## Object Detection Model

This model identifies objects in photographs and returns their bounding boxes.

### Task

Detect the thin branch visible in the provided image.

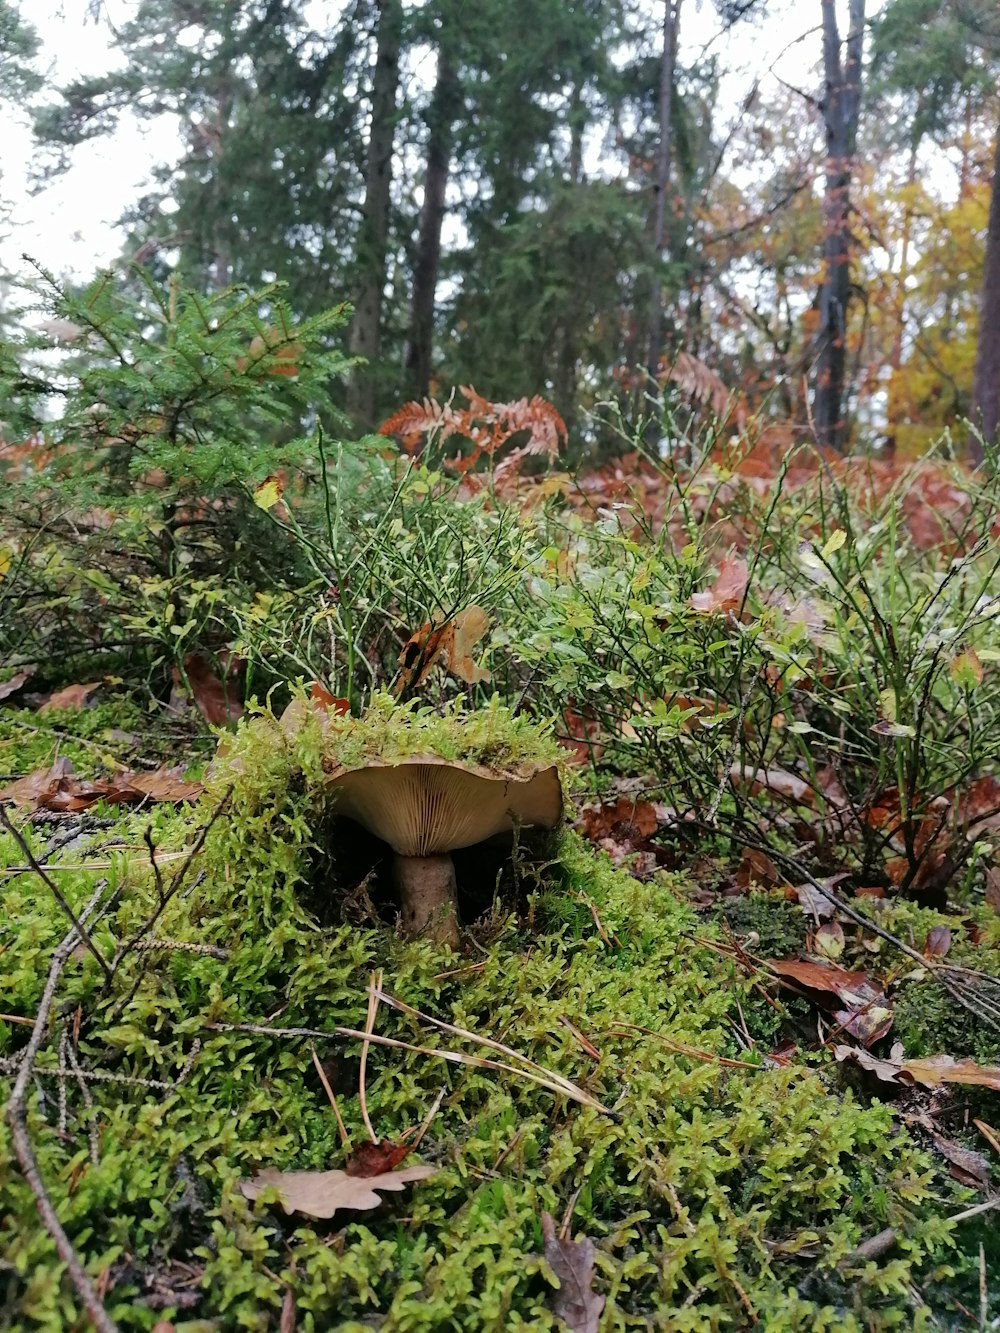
[112,788,231,966]
[6,882,118,1333]
[0,807,112,982]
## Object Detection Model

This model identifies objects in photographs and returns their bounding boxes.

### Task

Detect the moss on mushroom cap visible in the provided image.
[280,690,565,778]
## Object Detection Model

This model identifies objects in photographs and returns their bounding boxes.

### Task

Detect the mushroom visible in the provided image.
[327,754,562,948]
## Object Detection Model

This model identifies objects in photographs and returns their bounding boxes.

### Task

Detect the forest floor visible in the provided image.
[2,690,999,1332]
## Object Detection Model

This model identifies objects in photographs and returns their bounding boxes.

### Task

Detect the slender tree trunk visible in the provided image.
[645,0,680,386]
[406,43,459,401]
[885,134,919,456]
[972,119,1000,459]
[348,0,403,430]
[813,0,865,453]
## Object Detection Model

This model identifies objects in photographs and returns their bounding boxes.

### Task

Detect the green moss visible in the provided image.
[0,798,966,1330]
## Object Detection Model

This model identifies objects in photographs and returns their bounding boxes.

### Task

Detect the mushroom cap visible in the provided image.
[327,754,562,857]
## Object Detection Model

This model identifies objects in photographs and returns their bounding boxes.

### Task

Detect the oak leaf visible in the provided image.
[835,1044,1000,1093]
[239,1163,435,1220]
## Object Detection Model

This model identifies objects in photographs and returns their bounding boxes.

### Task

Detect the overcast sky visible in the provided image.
[1,0,879,285]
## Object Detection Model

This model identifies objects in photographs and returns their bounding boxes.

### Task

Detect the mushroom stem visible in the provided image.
[392,854,460,948]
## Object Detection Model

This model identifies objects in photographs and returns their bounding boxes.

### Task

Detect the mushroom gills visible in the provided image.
[392,853,460,948]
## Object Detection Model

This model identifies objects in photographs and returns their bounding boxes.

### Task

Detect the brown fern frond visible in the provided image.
[663,352,741,422]
[379,385,566,472]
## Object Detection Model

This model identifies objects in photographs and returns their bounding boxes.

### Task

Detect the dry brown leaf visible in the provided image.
[397,606,491,692]
[729,764,813,805]
[540,1212,605,1333]
[106,766,204,804]
[792,881,837,920]
[310,682,351,716]
[690,554,749,616]
[930,1133,991,1188]
[0,758,201,811]
[239,1164,436,1220]
[344,1141,412,1177]
[0,757,82,809]
[835,1045,1000,1093]
[40,682,101,713]
[770,960,892,1045]
[175,651,244,727]
[0,670,34,702]
[923,926,952,960]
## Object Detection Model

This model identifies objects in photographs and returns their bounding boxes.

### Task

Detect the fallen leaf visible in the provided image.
[792,880,842,920]
[309,682,351,716]
[397,606,491,691]
[0,759,201,811]
[540,1212,605,1333]
[239,1164,435,1220]
[835,1045,1000,1093]
[931,1133,991,1188]
[769,959,893,1045]
[729,764,812,805]
[40,682,101,713]
[923,926,952,960]
[105,766,204,804]
[175,651,243,727]
[344,1141,412,1177]
[690,554,749,616]
[0,758,91,811]
[736,846,781,889]
[0,670,34,701]
[813,920,845,960]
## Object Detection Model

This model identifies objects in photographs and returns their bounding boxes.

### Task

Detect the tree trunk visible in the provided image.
[406,43,459,401]
[348,0,403,431]
[645,0,680,387]
[885,133,919,456]
[971,118,1000,459]
[813,0,865,453]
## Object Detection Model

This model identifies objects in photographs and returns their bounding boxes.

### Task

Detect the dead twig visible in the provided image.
[6,881,118,1333]
[0,806,112,981]
[113,789,231,967]
[730,833,1000,1036]
[360,970,382,1144]
[310,1045,349,1149]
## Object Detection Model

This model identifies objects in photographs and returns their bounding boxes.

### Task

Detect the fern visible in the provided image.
[379,385,567,478]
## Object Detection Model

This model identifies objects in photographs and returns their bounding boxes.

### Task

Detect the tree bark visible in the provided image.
[885,133,919,456]
[971,117,1000,458]
[348,0,403,431]
[813,0,865,453]
[406,42,459,401]
[645,0,681,386]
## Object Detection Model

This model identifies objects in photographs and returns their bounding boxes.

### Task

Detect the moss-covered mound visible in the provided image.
[1,754,963,1333]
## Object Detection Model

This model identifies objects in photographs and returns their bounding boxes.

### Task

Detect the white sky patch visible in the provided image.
[1,0,883,285]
